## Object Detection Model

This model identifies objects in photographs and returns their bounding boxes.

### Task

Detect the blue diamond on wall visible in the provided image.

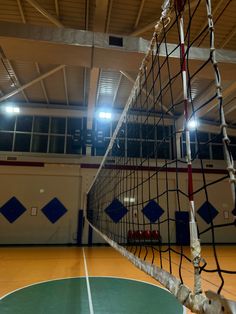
[197,201,219,224]
[142,200,164,223]
[41,198,67,223]
[105,199,128,223]
[0,197,27,223]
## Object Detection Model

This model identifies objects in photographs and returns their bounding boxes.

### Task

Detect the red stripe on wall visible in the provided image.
[80,163,228,175]
[0,161,44,167]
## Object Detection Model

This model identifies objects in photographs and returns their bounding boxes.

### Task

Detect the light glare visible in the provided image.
[5,106,20,114]
[188,119,198,130]
[98,111,112,119]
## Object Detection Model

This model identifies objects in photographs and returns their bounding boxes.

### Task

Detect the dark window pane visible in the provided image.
[230,146,236,160]
[210,133,222,143]
[230,137,236,144]
[33,117,49,133]
[94,130,108,148]
[198,143,210,159]
[156,142,170,159]
[142,124,155,140]
[156,126,169,140]
[96,120,110,137]
[127,123,140,139]
[142,141,154,158]
[127,140,140,157]
[112,139,125,157]
[67,118,82,135]
[212,145,224,160]
[0,116,15,131]
[51,117,65,134]
[49,136,64,153]
[14,133,31,152]
[16,116,32,132]
[112,121,118,135]
[197,131,209,143]
[95,145,108,156]
[0,132,13,151]
[66,136,81,154]
[32,134,48,152]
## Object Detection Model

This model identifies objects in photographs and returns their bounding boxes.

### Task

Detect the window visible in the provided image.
[16,116,32,132]
[112,140,125,157]
[212,145,224,160]
[142,141,155,158]
[127,123,140,139]
[66,136,82,155]
[155,142,170,159]
[96,120,111,137]
[67,118,82,134]
[0,115,15,131]
[0,133,13,151]
[32,134,48,153]
[198,143,210,159]
[49,136,65,154]
[14,134,31,152]
[33,117,49,133]
[142,124,155,140]
[50,117,65,134]
[127,140,141,157]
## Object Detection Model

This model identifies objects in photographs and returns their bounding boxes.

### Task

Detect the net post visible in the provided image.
[175,0,202,296]
[206,0,236,216]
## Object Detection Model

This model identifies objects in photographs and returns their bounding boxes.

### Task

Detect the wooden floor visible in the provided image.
[0,245,235,313]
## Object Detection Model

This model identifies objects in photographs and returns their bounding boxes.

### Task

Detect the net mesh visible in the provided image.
[87,0,236,312]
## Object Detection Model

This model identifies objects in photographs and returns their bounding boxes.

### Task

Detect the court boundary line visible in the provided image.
[82,248,94,314]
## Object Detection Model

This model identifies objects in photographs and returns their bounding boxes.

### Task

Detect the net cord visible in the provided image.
[205,0,236,207]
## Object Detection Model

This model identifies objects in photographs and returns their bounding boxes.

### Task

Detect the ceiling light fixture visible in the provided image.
[5,106,20,114]
[98,111,112,120]
[188,119,198,130]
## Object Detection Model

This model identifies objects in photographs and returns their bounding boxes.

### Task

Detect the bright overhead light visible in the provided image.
[5,106,20,114]
[188,119,198,130]
[98,111,112,120]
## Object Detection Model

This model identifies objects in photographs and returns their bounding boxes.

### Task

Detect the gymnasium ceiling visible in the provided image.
[0,0,236,132]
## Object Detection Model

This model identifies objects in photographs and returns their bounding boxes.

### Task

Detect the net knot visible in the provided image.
[227,166,236,174]
[220,123,227,129]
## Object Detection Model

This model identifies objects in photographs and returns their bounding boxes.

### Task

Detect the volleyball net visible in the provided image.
[86,0,236,313]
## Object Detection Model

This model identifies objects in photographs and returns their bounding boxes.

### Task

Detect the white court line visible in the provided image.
[82,248,94,314]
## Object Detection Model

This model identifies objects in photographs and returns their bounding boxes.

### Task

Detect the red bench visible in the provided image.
[127,229,161,243]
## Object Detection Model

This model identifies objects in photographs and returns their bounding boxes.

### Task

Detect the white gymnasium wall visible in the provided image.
[0,158,234,244]
[0,164,82,244]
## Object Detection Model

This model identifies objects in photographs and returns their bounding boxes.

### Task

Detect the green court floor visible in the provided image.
[0,277,183,313]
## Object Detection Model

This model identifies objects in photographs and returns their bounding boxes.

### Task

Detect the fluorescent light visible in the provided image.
[98,111,112,119]
[188,119,198,130]
[5,106,20,114]
[124,197,135,203]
